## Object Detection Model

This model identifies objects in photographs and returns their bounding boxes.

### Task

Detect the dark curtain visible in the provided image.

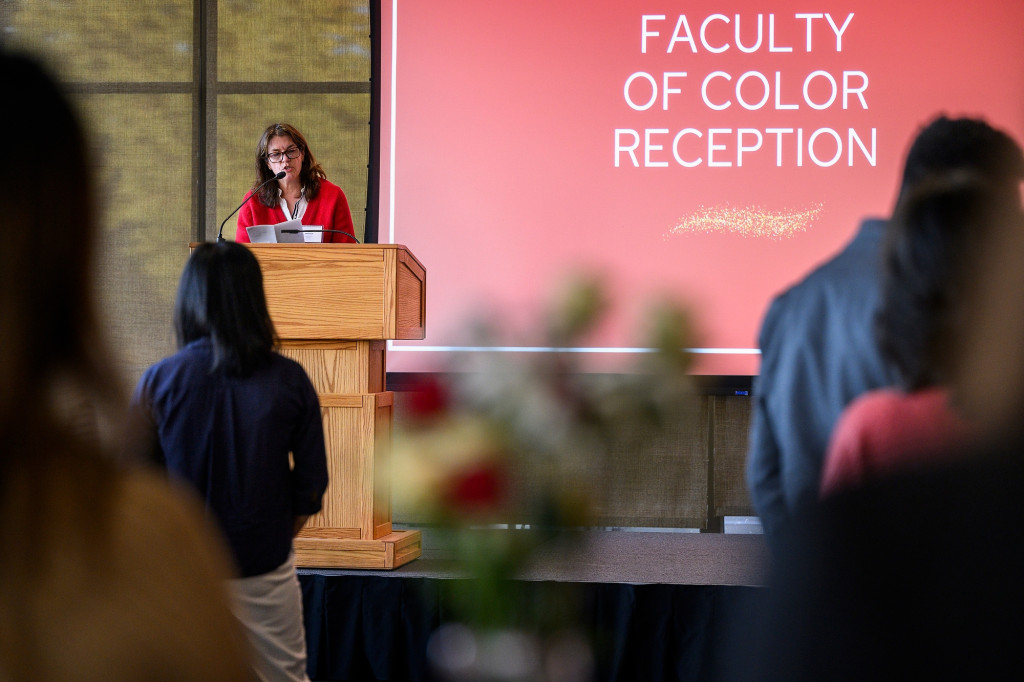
[300,574,766,681]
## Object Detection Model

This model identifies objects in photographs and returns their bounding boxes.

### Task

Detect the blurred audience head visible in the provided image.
[877,172,1023,392]
[889,115,1024,440]
[0,51,121,459]
[897,116,1024,208]
[174,241,277,376]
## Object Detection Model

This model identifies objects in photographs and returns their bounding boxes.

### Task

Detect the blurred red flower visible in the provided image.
[443,462,507,515]
[405,376,449,421]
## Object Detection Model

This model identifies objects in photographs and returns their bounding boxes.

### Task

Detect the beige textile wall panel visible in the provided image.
[80,94,193,378]
[712,396,756,518]
[591,395,710,530]
[217,1,369,83]
[2,1,193,83]
[4,1,196,381]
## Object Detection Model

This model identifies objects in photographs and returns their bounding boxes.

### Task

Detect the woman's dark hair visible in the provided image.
[174,242,277,375]
[877,172,1021,391]
[251,123,326,207]
[897,116,1024,207]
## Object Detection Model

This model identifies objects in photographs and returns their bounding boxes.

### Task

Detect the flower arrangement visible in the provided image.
[391,272,696,679]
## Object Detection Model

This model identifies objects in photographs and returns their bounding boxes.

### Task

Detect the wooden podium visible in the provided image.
[244,243,425,569]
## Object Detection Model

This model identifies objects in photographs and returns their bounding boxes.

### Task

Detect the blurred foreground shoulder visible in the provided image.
[0,457,252,681]
[103,467,254,680]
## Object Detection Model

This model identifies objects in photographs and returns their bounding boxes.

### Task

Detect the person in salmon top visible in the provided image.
[820,172,1024,496]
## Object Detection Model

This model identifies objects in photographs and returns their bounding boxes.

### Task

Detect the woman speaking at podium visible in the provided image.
[235,122,357,243]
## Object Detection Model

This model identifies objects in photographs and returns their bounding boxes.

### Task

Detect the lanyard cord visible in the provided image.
[291,187,305,220]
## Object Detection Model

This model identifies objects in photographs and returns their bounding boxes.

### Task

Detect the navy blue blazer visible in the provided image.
[133,338,328,577]
[745,219,901,544]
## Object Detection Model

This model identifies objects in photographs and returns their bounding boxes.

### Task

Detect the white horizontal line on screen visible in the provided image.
[386,344,760,355]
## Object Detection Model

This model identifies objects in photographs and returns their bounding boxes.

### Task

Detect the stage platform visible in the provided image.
[298,529,769,681]
[302,527,768,584]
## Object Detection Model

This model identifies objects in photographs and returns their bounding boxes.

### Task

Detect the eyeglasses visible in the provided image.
[266,146,301,163]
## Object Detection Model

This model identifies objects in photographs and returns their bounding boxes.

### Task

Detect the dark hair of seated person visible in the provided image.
[174,241,278,376]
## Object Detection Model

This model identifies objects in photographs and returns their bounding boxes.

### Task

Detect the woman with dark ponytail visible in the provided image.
[134,240,328,682]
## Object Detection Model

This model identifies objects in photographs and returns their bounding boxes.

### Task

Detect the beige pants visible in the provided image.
[228,551,310,682]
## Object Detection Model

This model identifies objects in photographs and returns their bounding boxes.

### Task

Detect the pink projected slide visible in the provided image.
[378,0,1024,375]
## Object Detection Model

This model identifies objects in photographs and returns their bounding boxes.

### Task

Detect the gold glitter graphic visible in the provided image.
[668,203,824,240]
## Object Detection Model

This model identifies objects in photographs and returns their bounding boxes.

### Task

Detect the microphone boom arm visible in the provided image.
[279,228,361,244]
[217,171,287,242]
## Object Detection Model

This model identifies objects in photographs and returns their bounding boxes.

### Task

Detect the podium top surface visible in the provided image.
[191,242,424,272]
[243,242,423,269]
[191,242,426,341]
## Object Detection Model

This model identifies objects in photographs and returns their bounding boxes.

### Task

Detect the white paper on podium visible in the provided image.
[300,226,324,243]
[246,224,275,242]
[246,219,310,243]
